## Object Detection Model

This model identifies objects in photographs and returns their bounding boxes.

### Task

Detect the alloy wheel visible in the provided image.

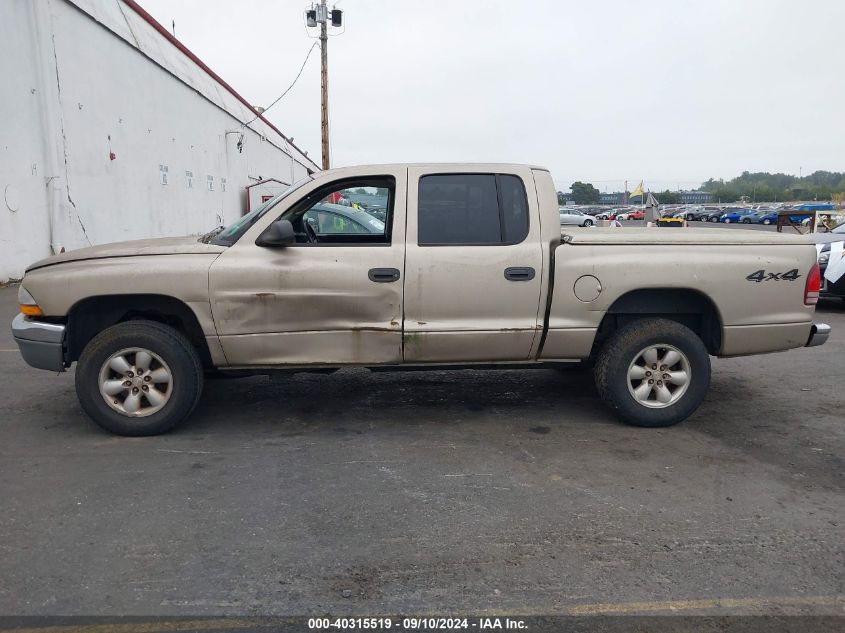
[626,344,691,409]
[98,347,173,417]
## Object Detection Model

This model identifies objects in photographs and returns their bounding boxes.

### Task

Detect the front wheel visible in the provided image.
[75,320,204,436]
[724,218,731,224]
[583,219,594,227]
[763,219,772,225]
[593,318,711,427]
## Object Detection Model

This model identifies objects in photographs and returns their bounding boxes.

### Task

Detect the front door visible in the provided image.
[209,169,406,366]
[403,167,544,362]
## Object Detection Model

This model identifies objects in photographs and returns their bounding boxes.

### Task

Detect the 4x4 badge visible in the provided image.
[746,269,801,283]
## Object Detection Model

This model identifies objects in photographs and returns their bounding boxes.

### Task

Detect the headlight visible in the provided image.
[17,285,43,317]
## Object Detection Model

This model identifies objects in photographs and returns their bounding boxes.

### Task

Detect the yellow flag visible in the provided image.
[630,181,644,198]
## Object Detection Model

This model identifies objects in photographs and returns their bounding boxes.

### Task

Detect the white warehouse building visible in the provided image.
[0,0,318,281]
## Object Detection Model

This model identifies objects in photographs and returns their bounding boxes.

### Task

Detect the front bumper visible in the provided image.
[805,323,831,348]
[11,313,66,372]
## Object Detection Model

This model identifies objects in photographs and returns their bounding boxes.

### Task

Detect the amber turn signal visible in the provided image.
[19,304,44,317]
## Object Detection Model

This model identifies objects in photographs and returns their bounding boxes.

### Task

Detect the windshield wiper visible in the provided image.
[198,226,224,244]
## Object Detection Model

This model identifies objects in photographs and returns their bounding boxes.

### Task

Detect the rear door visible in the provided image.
[403,167,544,362]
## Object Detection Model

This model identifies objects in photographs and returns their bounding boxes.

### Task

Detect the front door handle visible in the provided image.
[504,266,535,281]
[368,267,401,283]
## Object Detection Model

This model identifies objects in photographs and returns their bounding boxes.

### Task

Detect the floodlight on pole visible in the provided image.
[305,2,344,170]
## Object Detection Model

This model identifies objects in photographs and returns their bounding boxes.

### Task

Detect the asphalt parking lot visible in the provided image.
[1,280,843,617]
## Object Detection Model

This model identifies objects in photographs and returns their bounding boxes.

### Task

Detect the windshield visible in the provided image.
[210,177,311,246]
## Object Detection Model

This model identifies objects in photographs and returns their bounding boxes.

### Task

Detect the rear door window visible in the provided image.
[418,174,529,245]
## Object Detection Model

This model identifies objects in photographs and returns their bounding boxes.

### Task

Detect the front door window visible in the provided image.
[284,179,393,245]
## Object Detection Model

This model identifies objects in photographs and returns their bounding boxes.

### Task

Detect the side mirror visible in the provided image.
[256,219,296,247]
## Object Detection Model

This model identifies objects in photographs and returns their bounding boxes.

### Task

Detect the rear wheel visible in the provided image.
[75,320,203,436]
[593,318,711,427]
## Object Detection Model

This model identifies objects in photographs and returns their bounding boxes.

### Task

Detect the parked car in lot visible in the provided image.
[304,203,385,234]
[667,209,692,219]
[559,208,594,226]
[595,210,617,220]
[756,211,778,225]
[796,203,835,213]
[685,206,719,221]
[682,208,705,221]
[616,210,644,221]
[814,221,845,300]
[12,163,829,436]
[704,210,726,222]
[656,216,685,227]
[741,210,769,224]
[720,209,755,224]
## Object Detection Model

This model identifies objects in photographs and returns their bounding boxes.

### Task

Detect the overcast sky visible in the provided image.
[140,0,843,192]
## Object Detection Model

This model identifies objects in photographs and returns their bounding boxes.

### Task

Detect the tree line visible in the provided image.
[559,171,845,205]
[700,171,845,203]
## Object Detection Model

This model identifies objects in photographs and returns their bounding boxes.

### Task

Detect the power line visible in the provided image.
[244,42,318,126]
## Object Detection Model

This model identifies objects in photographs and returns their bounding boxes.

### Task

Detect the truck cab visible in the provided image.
[207,164,559,366]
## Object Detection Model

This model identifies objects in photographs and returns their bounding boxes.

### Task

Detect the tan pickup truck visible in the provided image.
[12,164,830,435]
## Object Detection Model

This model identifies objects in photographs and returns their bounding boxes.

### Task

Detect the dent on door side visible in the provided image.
[213,283,400,335]
[208,248,403,365]
[211,249,400,335]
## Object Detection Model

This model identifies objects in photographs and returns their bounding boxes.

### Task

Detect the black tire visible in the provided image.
[593,318,711,428]
[583,219,593,227]
[75,320,203,436]
[763,219,772,225]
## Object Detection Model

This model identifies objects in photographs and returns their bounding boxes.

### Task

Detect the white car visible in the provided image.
[559,209,594,227]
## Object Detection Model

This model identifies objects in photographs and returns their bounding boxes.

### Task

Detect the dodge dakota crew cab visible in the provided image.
[12,164,830,436]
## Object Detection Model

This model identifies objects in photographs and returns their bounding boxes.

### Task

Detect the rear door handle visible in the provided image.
[368,267,401,283]
[504,266,535,281]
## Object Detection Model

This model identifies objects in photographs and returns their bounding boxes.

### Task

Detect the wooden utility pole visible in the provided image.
[319,0,330,170]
